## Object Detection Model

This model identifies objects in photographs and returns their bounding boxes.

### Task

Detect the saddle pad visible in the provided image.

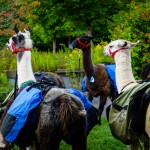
[1,86,43,143]
[81,64,117,92]
[105,64,117,92]
[67,88,92,112]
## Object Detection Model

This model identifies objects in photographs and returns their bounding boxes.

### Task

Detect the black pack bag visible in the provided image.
[34,71,63,96]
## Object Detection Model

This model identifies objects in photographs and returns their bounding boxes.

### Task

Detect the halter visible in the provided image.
[11,43,31,54]
[77,38,91,49]
[108,47,128,58]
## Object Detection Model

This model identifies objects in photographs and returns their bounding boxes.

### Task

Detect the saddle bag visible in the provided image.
[1,86,43,143]
[108,82,150,145]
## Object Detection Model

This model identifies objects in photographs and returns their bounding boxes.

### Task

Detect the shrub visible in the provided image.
[0,49,15,101]
[32,48,68,72]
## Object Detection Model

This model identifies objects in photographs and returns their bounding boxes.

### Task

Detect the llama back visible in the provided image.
[36,88,86,148]
[59,92,86,133]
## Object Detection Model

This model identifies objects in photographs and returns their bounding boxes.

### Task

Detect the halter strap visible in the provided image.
[120,81,134,92]
[12,43,31,54]
[109,47,127,58]
[77,38,90,49]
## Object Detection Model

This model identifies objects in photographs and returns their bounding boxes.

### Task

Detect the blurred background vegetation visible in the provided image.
[0,0,149,100]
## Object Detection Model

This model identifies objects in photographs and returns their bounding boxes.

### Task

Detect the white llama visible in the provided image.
[104,39,150,150]
[2,26,87,150]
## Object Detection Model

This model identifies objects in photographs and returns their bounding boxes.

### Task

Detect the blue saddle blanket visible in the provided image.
[1,86,43,143]
[67,88,92,112]
[82,64,118,93]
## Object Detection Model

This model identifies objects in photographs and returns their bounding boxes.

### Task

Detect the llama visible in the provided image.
[104,39,150,150]
[1,25,87,150]
[69,36,117,123]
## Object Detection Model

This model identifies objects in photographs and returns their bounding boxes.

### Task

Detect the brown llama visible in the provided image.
[69,35,117,123]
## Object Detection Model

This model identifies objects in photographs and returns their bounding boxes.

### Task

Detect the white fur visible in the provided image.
[104,39,138,93]
[104,39,150,141]
[114,49,137,93]
[17,51,36,88]
[6,30,35,88]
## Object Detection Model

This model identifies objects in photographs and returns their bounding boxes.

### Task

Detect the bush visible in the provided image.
[32,48,69,72]
[0,42,114,99]
[0,49,15,101]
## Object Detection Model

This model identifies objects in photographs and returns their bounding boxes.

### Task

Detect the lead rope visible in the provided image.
[138,139,143,150]
[14,70,18,99]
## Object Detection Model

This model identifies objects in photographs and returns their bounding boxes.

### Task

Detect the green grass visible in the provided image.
[11,116,131,150]
[59,117,127,150]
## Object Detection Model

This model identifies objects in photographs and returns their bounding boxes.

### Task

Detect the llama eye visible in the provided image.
[109,46,113,48]
[12,36,18,45]
[18,34,25,42]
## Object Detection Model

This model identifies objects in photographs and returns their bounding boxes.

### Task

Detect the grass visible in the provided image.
[59,117,127,150]
[11,117,127,150]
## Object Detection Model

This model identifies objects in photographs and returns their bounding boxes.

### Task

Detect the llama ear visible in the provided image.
[14,24,20,34]
[24,29,30,37]
[118,40,127,47]
[130,40,140,47]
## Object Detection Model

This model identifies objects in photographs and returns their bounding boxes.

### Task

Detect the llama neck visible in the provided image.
[114,50,137,93]
[82,47,95,78]
[17,51,36,88]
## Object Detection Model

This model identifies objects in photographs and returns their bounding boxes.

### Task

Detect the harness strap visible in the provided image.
[20,80,34,89]
[14,71,18,99]
[120,82,135,92]
[112,102,128,111]
[109,47,127,58]
[77,38,90,49]
[11,43,31,54]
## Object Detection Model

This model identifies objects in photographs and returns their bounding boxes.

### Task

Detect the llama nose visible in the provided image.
[6,42,9,48]
[69,40,78,50]
[6,41,12,50]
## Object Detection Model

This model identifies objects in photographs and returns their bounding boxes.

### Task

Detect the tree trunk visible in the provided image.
[53,39,56,53]
[86,19,92,36]
[68,36,71,47]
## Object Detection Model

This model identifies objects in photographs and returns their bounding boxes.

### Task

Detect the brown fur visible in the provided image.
[36,88,87,150]
[70,36,116,123]
[0,91,18,125]
[4,27,87,150]
[86,64,111,96]
[46,72,65,88]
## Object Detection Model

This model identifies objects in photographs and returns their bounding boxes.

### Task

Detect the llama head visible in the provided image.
[69,35,94,50]
[6,25,33,54]
[103,39,139,58]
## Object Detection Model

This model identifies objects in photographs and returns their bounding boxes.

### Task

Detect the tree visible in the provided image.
[0,0,32,48]
[108,1,150,78]
[24,0,131,51]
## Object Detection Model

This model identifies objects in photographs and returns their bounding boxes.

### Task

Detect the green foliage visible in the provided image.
[65,41,114,75]
[108,1,150,78]
[0,49,15,101]
[91,42,114,64]
[64,41,114,88]
[32,48,69,72]
[20,0,131,50]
